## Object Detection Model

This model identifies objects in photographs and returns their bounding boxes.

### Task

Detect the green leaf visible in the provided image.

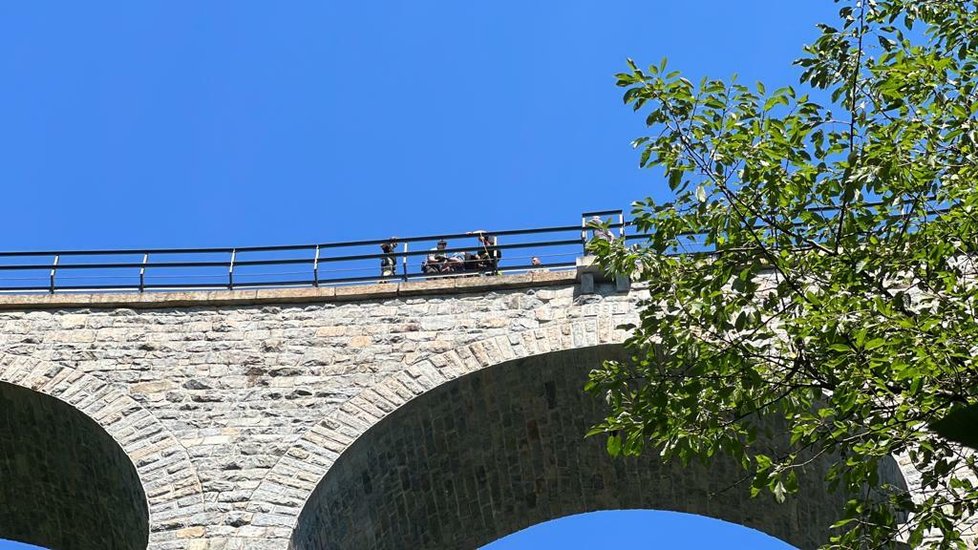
[863,338,886,351]
[772,480,787,503]
[755,454,773,472]
[606,433,622,457]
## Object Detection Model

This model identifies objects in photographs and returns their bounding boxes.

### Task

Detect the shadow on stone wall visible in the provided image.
[0,381,149,550]
[290,345,907,550]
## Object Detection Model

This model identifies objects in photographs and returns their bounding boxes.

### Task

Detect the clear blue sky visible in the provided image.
[0,1,837,251]
[486,511,793,549]
[0,1,837,547]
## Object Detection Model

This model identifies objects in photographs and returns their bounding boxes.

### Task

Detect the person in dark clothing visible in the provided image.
[380,238,398,280]
[474,233,501,274]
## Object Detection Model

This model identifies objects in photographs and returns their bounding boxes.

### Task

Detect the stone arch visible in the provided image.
[246,317,628,542]
[287,344,910,549]
[0,380,148,549]
[0,354,204,547]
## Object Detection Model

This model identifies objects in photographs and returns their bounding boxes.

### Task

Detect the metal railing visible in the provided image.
[0,200,949,294]
[0,211,628,294]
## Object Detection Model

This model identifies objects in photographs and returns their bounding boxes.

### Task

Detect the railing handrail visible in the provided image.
[0,215,619,292]
[0,223,610,258]
[0,199,948,294]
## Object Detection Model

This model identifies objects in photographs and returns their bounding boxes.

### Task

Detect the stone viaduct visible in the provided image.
[0,269,940,549]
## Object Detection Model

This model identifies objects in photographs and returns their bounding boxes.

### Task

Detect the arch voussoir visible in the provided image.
[248,317,626,540]
[0,354,205,545]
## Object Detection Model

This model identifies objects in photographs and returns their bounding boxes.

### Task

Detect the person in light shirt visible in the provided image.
[589,216,615,242]
[423,239,449,274]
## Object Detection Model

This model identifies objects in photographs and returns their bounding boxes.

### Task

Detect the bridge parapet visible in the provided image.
[0,270,580,310]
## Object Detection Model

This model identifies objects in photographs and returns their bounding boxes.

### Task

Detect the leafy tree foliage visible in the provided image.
[587,1,978,547]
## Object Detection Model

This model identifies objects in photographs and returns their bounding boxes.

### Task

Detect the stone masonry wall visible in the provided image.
[0,270,964,549]
[0,272,640,549]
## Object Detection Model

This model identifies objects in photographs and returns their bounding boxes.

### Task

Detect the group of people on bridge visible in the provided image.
[378,232,502,279]
[421,232,502,275]
[377,216,616,280]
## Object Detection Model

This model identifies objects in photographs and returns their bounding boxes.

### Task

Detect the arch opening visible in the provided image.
[484,509,795,549]
[0,381,149,550]
[291,345,907,550]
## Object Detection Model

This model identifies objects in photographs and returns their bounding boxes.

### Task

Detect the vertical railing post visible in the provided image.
[139,253,149,292]
[580,215,588,255]
[618,211,625,239]
[401,242,409,281]
[313,245,320,287]
[228,249,236,290]
[49,255,59,293]
[492,235,499,274]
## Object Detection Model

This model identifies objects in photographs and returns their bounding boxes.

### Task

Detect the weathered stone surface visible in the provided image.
[0,381,149,550]
[0,275,969,548]
[0,277,636,547]
[290,346,886,550]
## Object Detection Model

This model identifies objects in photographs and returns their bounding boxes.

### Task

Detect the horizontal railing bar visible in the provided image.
[0,248,232,258]
[310,225,594,249]
[0,239,588,271]
[318,239,585,264]
[0,261,578,292]
[0,199,940,260]
[621,206,949,241]
[0,200,951,294]
[316,266,576,286]
[0,261,229,270]
[48,284,151,292]
[0,209,950,273]
[0,224,599,258]
[0,271,578,293]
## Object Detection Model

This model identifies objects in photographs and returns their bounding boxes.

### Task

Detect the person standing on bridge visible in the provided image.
[380,237,398,281]
[473,232,501,274]
[589,215,615,243]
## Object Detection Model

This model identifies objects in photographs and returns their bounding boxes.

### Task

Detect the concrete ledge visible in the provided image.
[0,271,577,310]
[576,256,629,294]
